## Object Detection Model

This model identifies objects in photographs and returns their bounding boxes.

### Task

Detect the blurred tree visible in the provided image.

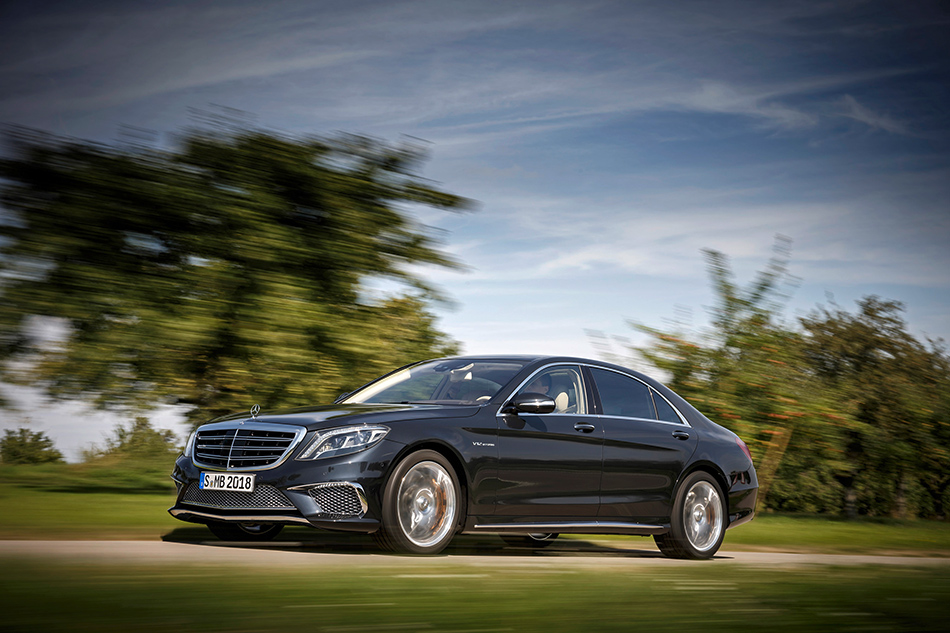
[1,427,65,464]
[629,239,837,510]
[923,384,950,519]
[623,240,858,515]
[623,241,950,518]
[0,126,468,423]
[801,297,950,518]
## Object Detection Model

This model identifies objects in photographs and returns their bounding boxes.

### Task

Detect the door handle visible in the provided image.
[574,423,596,433]
[672,430,690,440]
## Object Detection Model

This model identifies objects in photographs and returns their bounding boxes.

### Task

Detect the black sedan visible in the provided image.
[169,356,757,558]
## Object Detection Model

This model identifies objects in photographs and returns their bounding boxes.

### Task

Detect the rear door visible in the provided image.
[587,367,698,524]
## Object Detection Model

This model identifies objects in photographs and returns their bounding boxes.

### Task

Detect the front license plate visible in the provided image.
[199,472,256,493]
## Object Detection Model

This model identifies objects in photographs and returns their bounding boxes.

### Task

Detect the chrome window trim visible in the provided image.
[498,362,691,427]
[584,364,691,427]
[191,420,308,472]
[499,412,592,418]
[591,414,690,428]
[496,362,589,417]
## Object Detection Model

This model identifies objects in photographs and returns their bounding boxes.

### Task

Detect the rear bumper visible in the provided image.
[727,484,757,529]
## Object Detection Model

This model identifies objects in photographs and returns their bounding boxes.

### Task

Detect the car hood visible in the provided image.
[207,403,482,431]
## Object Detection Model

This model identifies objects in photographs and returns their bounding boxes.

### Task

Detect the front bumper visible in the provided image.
[168,438,403,533]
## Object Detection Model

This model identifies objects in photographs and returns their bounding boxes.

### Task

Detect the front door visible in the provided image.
[494,364,604,519]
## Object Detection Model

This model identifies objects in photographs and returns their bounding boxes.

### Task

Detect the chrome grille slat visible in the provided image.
[193,423,304,470]
[231,438,291,443]
[181,483,295,510]
[226,456,284,461]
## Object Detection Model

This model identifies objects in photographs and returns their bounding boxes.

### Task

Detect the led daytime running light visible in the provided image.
[298,425,389,460]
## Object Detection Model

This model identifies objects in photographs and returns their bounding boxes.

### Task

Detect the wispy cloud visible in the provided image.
[1,0,933,141]
[836,94,909,134]
[419,156,950,292]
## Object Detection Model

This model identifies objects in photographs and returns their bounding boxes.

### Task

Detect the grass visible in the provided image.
[1,556,949,632]
[0,483,180,540]
[0,459,179,539]
[722,512,950,554]
[1,466,949,554]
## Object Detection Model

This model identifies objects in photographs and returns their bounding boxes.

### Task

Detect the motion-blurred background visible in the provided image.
[1,0,949,523]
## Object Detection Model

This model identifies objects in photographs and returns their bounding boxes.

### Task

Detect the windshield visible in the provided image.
[343,359,526,405]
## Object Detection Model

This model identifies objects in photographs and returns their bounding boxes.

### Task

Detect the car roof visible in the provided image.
[426,354,635,373]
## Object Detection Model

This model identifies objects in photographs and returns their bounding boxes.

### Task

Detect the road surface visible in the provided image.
[2,538,948,569]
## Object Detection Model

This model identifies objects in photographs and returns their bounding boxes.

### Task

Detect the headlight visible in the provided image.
[296,425,389,461]
[182,430,198,458]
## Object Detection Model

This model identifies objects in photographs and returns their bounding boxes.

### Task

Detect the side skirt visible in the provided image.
[466,521,669,536]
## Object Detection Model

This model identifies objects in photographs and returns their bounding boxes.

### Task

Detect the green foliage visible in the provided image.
[82,417,180,463]
[0,126,468,423]
[800,297,950,518]
[0,427,64,464]
[0,418,180,493]
[0,418,184,494]
[625,239,950,518]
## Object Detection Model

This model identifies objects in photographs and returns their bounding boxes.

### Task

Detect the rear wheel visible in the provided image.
[500,533,559,548]
[374,450,462,555]
[207,522,283,541]
[654,471,725,560]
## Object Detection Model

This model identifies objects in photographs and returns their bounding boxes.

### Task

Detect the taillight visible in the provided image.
[736,436,753,463]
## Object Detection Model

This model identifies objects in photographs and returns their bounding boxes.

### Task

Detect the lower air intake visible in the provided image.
[308,483,366,519]
[182,483,295,510]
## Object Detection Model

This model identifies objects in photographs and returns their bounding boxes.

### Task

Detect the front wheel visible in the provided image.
[375,450,462,555]
[207,522,283,541]
[654,471,725,560]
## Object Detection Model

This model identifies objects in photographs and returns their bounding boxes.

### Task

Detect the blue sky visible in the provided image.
[1,0,949,457]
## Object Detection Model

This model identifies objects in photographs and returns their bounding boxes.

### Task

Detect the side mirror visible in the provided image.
[501,392,556,415]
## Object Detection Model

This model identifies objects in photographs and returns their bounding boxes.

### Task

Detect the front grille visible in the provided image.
[308,484,365,519]
[194,425,301,470]
[181,482,295,510]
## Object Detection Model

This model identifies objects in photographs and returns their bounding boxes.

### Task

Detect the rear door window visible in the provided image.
[651,389,683,424]
[589,368,656,419]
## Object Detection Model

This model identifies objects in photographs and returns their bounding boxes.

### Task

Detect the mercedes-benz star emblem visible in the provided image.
[250,404,261,419]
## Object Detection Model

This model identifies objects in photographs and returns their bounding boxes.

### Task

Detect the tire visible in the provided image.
[654,471,726,560]
[207,521,283,541]
[374,450,462,555]
[500,533,559,548]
